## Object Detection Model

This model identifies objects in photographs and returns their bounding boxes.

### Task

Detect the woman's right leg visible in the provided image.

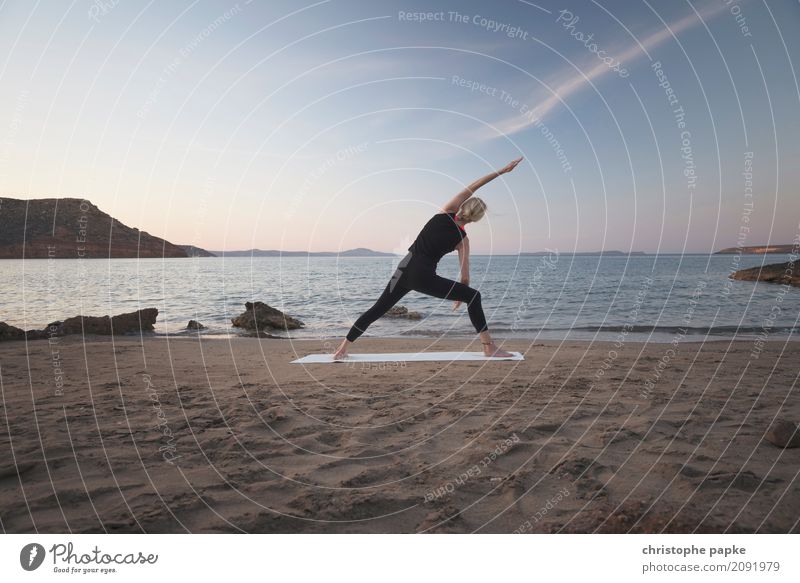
[344,279,410,343]
[344,255,413,344]
[335,256,412,359]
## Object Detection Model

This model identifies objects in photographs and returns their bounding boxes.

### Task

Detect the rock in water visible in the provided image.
[1,309,158,341]
[231,301,304,333]
[764,419,800,448]
[187,320,206,330]
[48,308,159,336]
[385,305,423,320]
[730,261,799,288]
[0,322,47,342]
[1,322,27,341]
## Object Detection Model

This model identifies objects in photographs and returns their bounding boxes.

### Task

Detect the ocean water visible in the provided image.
[1,254,798,344]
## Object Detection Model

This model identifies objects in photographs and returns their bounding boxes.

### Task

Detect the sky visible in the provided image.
[0,0,798,254]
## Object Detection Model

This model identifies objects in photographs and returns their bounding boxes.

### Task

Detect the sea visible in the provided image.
[1,253,798,344]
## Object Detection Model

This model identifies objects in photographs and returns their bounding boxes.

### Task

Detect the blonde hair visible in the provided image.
[457,197,487,223]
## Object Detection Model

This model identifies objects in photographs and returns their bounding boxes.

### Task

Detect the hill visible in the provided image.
[210,247,396,257]
[179,245,216,257]
[0,197,187,258]
[520,250,645,256]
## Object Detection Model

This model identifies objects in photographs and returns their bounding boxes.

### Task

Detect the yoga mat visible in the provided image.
[291,351,524,364]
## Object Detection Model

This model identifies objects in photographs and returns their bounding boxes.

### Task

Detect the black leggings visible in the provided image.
[346,252,488,342]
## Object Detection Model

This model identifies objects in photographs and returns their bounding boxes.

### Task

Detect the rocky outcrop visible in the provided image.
[179,245,216,257]
[47,308,159,336]
[764,419,800,449]
[0,322,46,341]
[730,261,799,288]
[717,245,796,255]
[231,301,304,334]
[0,197,188,258]
[187,320,206,330]
[385,305,423,320]
[0,308,159,342]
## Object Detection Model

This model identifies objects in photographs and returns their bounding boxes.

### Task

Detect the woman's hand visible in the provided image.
[498,156,523,174]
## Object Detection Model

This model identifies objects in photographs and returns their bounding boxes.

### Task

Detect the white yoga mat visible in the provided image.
[291,351,524,364]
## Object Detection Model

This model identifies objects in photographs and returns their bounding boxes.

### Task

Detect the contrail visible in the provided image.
[478,0,734,140]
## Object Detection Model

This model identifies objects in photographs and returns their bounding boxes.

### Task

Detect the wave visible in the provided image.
[148,323,799,341]
[399,325,799,337]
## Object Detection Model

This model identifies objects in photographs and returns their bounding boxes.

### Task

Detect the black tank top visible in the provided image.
[407,212,466,264]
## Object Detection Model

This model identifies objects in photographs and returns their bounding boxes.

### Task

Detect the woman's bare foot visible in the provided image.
[482,342,513,358]
[478,331,513,357]
[333,338,351,360]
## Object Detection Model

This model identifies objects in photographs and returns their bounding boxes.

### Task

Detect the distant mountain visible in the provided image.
[0,197,187,258]
[716,245,796,255]
[179,245,216,257]
[520,250,646,256]
[210,247,396,257]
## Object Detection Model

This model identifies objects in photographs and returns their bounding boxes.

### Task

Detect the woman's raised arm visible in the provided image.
[441,157,523,213]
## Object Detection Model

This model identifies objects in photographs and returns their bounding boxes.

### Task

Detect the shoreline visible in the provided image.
[6,324,799,346]
[19,330,798,345]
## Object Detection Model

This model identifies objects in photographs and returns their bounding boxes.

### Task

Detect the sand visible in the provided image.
[0,334,798,533]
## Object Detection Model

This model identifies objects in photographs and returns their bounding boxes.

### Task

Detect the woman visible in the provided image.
[333,157,523,360]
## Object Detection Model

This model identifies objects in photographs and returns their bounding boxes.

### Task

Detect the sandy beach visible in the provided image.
[1,335,797,533]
